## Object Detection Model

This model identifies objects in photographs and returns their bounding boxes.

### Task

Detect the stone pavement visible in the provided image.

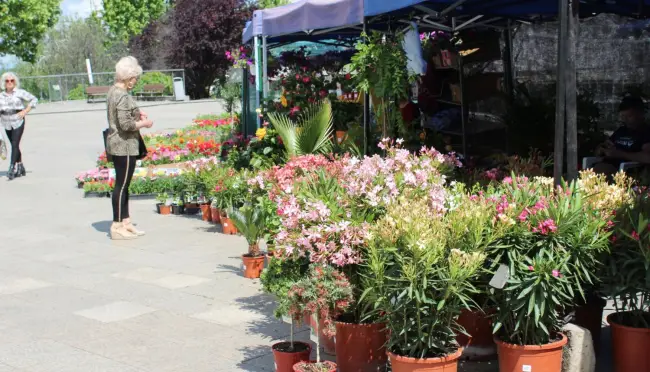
[0,100,310,372]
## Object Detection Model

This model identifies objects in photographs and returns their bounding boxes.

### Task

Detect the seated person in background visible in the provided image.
[594,95,650,175]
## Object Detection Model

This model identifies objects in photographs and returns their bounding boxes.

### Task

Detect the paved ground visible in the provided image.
[0,100,614,371]
[0,99,312,372]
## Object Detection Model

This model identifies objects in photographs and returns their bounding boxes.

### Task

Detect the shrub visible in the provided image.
[67,84,86,100]
[134,71,173,95]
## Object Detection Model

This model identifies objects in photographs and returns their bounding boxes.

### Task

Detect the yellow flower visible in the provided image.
[256,127,267,140]
[174,155,181,161]
[280,94,288,108]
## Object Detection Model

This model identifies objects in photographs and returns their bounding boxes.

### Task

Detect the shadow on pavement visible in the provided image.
[92,220,112,234]
[215,263,245,277]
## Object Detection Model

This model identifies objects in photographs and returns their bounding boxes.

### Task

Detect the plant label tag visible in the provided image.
[489,264,509,289]
[522,365,532,372]
[281,315,292,324]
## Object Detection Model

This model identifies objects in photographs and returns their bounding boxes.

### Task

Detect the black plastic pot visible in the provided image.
[129,193,156,200]
[171,204,185,215]
[184,203,200,215]
[84,191,110,198]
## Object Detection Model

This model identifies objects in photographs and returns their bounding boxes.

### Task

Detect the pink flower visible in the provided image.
[533,219,557,235]
[518,209,529,222]
[552,270,560,278]
[632,231,640,241]
[528,265,534,271]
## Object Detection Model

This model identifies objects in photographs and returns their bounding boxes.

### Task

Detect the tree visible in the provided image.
[13,17,128,100]
[101,0,170,42]
[166,0,253,98]
[257,0,289,8]
[0,0,61,62]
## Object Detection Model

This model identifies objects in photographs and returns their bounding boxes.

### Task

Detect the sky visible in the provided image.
[61,0,102,18]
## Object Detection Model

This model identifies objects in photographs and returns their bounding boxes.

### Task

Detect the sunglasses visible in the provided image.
[5,79,15,83]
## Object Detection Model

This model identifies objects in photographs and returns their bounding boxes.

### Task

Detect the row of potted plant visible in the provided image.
[249,146,647,372]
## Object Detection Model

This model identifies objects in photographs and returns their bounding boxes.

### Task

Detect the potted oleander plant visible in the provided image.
[229,204,266,279]
[603,191,650,372]
[362,194,486,372]
[487,176,610,372]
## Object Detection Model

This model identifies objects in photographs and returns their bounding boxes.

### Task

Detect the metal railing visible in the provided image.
[19,69,186,103]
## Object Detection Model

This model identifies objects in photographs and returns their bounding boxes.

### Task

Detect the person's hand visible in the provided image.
[140,111,148,120]
[143,119,154,128]
[17,110,27,119]
[604,147,622,158]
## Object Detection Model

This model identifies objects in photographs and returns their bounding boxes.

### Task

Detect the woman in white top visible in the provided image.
[0,72,37,180]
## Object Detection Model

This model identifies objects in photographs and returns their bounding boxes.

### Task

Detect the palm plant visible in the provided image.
[229,204,266,257]
[267,99,334,157]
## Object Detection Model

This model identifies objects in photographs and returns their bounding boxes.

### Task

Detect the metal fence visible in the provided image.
[19,69,186,103]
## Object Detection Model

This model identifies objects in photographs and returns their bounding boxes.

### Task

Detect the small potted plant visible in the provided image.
[287,265,352,372]
[198,193,212,222]
[171,195,185,215]
[603,195,650,372]
[156,192,171,215]
[268,265,312,372]
[184,193,200,215]
[229,204,266,278]
[210,199,221,224]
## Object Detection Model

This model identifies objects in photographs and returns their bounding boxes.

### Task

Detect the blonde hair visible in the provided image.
[1,72,20,90]
[115,56,143,82]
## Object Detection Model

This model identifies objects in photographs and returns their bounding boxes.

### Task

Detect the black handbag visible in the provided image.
[102,128,114,163]
[136,134,148,160]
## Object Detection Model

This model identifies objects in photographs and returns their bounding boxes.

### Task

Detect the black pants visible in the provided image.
[112,155,136,222]
[5,122,25,165]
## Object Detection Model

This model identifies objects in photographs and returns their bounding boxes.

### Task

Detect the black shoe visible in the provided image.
[7,164,15,180]
[17,163,25,177]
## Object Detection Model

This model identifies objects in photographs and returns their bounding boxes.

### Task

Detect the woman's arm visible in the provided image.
[116,95,151,131]
[17,89,38,118]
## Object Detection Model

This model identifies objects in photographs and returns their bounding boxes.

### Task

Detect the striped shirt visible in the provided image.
[0,89,38,130]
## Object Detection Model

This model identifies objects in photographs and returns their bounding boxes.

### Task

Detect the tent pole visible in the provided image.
[452,17,468,159]
[363,19,371,155]
[503,19,515,154]
[254,35,262,129]
[263,36,269,98]
[554,0,568,185]
[565,0,579,181]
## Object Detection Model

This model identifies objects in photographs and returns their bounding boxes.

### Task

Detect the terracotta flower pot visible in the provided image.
[314,317,336,356]
[200,203,211,222]
[388,348,462,372]
[335,321,388,372]
[210,207,221,224]
[495,334,567,372]
[607,312,650,372]
[241,254,265,279]
[574,295,606,355]
[158,204,171,215]
[222,218,238,235]
[456,309,496,360]
[335,130,348,144]
[272,341,312,372]
[293,361,337,372]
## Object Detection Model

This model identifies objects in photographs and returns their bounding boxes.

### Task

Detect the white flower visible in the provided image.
[396,138,404,145]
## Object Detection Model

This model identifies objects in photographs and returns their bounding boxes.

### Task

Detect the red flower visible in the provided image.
[632,231,640,241]
[302,77,311,83]
[345,73,351,80]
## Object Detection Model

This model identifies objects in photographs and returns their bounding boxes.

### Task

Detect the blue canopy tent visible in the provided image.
[241,0,650,177]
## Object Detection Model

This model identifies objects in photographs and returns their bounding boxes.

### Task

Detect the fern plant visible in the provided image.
[267,99,334,157]
[229,204,266,257]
